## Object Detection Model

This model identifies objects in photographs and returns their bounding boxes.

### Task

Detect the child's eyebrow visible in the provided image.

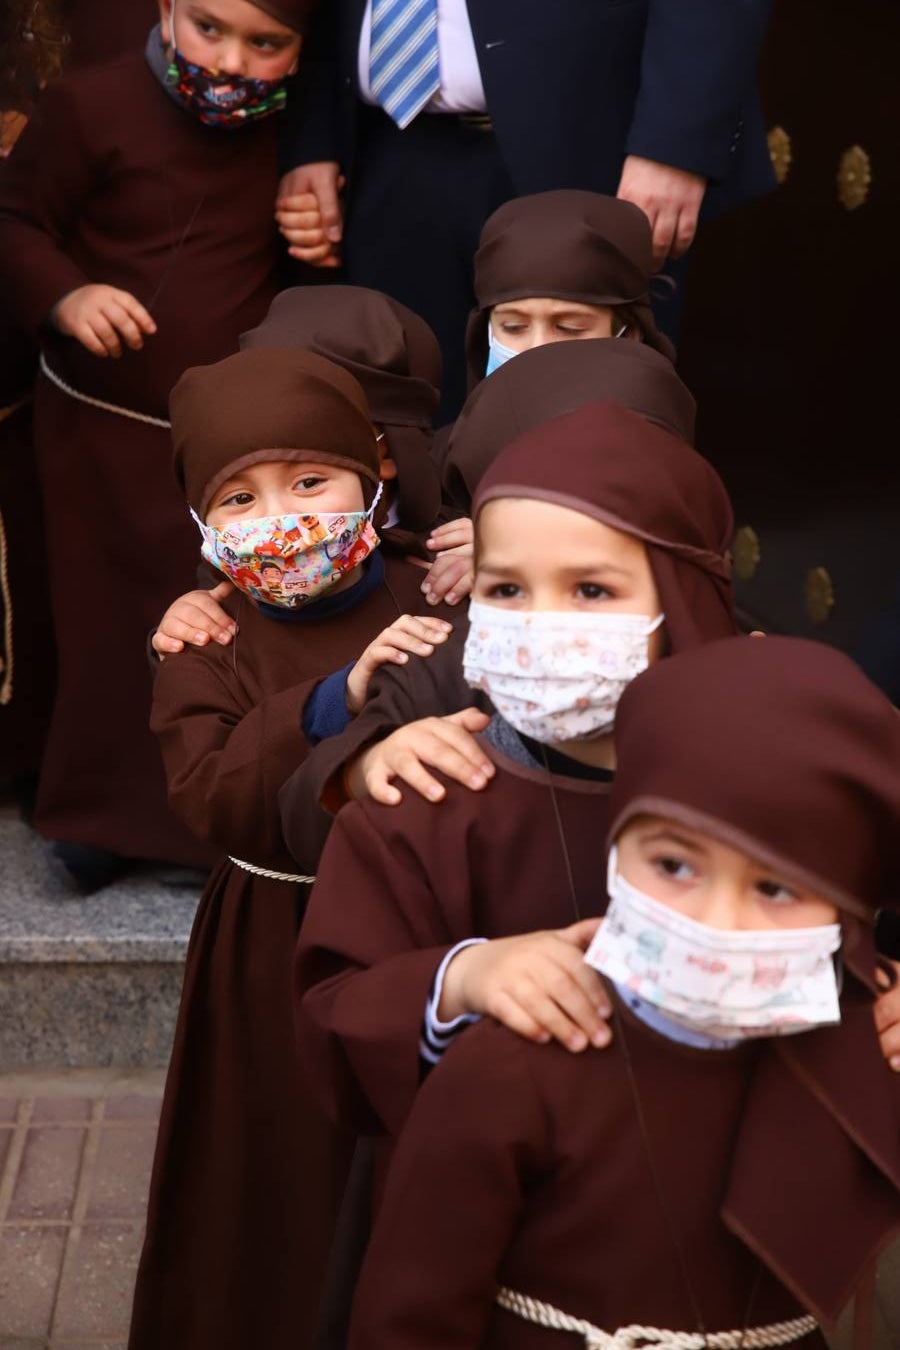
[639,827,706,854]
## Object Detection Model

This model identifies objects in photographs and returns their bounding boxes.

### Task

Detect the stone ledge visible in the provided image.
[0,808,201,1070]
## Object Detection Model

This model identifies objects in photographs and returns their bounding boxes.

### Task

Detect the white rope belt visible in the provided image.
[39,353,171,428]
[495,1288,818,1350]
[228,856,316,884]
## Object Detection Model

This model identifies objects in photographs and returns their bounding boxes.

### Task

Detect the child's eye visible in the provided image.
[251,37,283,52]
[653,854,695,882]
[557,325,587,335]
[497,322,525,334]
[196,20,220,37]
[486,583,521,599]
[576,582,611,600]
[294,475,327,491]
[756,878,799,904]
[221,490,254,507]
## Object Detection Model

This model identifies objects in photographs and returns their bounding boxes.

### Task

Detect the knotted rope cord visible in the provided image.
[494,1289,817,1350]
[39,353,171,428]
[228,856,315,884]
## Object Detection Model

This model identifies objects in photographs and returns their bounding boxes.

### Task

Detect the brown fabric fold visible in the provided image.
[466,189,674,386]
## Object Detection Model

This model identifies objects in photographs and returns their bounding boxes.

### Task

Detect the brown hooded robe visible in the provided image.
[128,351,459,1350]
[347,638,900,1349]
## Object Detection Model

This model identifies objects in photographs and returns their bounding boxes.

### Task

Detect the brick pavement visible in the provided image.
[0,1070,164,1350]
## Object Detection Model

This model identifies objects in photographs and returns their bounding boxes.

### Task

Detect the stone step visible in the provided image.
[0,807,201,1070]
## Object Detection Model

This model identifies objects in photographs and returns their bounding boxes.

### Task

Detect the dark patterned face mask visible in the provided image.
[165,43,288,128]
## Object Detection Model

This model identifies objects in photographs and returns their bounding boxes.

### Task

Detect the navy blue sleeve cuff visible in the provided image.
[302,663,355,745]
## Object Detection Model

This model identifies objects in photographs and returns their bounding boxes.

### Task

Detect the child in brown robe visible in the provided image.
[151,282,445,656]
[347,636,900,1349]
[279,335,697,861]
[467,189,674,389]
[295,399,737,1143]
[0,0,317,884]
[128,348,457,1350]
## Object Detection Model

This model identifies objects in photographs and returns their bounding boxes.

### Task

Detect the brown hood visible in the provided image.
[444,338,696,517]
[241,285,441,534]
[466,190,674,387]
[472,399,736,652]
[609,636,900,1323]
[250,0,319,33]
[170,347,380,519]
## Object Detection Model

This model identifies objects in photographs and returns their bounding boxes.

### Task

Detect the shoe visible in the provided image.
[49,841,131,895]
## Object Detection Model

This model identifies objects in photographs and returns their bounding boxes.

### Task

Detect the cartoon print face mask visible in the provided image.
[165,0,289,128]
[584,846,843,1042]
[463,601,664,743]
[191,483,382,609]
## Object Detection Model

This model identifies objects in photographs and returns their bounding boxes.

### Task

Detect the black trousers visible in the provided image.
[342,105,514,422]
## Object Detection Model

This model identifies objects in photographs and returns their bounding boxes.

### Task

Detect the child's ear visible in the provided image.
[376,432,399,482]
[159,0,174,45]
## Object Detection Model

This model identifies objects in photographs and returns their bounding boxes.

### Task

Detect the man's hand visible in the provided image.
[152,581,236,658]
[422,518,475,607]
[439,921,612,1052]
[616,154,706,265]
[348,708,494,804]
[52,285,157,358]
[875,963,900,1071]
[276,162,344,266]
[345,615,453,715]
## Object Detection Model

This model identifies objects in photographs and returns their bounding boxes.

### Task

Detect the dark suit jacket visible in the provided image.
[283,0,776,215]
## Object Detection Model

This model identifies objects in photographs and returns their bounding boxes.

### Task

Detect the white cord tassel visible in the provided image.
[228,857,316,885]
[495,1288,818,1350]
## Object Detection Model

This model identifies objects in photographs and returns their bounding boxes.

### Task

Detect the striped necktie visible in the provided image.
[369,0,441,130]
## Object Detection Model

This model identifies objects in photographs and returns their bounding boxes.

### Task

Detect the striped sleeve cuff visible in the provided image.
[419,938,487,1067]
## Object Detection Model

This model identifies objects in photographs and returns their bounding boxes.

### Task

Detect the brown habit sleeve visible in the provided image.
[348,1023,547,1350]
[279,622,477,862]
[151,644,320,864]
[0,80,96,333]
[295,793,483,1136]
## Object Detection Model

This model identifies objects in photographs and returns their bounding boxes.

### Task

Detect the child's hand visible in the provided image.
[349,708,494,804]
[52,285,157,357]
[422,518,475,607]
[152,581,237,658]
[345,616,453,715]
[276,162,345,267]
[875,962,900,1072]
[440,921,612,1052]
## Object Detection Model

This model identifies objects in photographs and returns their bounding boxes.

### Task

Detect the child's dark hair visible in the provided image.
[0,0,68,110]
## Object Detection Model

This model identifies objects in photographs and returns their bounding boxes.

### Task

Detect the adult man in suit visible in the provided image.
[278,0,776,414]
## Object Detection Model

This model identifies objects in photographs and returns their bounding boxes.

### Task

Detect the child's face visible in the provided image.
[490,298,621,352]
[205,460,366,527]
[473,498,664,657]
[160,0,302,79]
[616,816,839,931]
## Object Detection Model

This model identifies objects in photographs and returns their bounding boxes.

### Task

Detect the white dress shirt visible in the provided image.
[357,0,487,114]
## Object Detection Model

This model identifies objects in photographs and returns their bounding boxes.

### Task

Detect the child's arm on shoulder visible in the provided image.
[348,1024,542,1350]
[152,581,237,659]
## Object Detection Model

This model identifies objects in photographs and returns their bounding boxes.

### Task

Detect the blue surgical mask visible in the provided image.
[485,325,518,377]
